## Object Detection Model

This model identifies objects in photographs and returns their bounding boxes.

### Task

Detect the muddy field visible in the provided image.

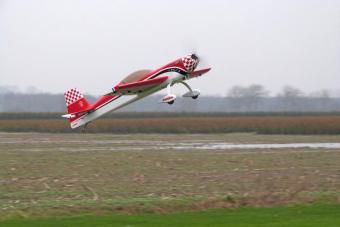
[0,132,340,218]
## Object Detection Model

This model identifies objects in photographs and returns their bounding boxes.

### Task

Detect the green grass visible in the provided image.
[1,133,340,218]
[1,133,340,226]
[1,204,340,227]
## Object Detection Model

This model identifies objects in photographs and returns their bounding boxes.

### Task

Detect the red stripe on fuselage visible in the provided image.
[140,59,186,81]
[90,95,118,110]
[69,95,118,123]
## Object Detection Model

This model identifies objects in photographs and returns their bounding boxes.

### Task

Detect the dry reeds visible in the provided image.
[0,114,340,134]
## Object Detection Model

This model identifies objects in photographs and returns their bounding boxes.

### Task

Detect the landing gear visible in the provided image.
[180,81,200,99]
[160,84,176,104]
[160,82,200,105]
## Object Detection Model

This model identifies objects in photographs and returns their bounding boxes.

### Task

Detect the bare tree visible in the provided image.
[308,89,333,111]
[309,89,330,98]
[277,86,304,111]
[227,84,269,111]
[279,86,304,98]
[0,86,20,94]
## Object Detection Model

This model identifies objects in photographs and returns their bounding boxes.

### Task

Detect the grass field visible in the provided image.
[1,204,340,227]
[0,113,340,134]
[0,132,340,225]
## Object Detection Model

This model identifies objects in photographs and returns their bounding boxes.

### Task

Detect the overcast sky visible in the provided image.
[1,0,339,96]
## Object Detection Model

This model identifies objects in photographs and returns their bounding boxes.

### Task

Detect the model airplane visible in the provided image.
[62,54,211,129]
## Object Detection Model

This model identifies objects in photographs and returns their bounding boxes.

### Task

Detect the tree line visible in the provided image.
[0,85,339,112]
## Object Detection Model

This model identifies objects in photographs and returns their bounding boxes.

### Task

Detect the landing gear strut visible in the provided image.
[180,81,200,99]
[160,82,200,104]
[160,84,176,105]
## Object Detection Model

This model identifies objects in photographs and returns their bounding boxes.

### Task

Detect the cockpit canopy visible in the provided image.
[120,69,152,84]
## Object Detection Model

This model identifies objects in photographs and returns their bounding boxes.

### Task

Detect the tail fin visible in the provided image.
[63,88,91,121]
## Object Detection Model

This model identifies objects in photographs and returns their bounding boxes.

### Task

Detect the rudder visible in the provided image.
[64,88,90,121]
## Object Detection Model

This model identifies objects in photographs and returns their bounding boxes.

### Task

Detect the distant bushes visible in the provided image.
[1,112,340,120]
[0,113,340,134]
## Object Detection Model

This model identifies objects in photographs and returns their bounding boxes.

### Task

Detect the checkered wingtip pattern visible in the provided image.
[181,55,198,72]
[64,88,84,106]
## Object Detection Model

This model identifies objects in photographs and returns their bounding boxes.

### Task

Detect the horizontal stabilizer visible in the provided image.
[61,114,76,119]
[61,106,94,119]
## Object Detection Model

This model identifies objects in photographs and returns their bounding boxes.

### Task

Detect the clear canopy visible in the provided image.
[120,70,152,84]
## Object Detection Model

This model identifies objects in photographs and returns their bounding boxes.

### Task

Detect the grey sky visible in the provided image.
[1,0,339,96]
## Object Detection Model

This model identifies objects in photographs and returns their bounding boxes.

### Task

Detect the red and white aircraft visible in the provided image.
[62,54,211,129]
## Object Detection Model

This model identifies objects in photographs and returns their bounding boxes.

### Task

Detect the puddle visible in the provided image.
[54,142,340,152]
[172,142,340,150]
[1,133,340,152]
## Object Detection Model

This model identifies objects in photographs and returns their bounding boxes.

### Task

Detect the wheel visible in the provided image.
[192,95,199,99]
[168,100,174,105]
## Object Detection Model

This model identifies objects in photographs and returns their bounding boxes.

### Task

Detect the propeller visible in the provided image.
[181,42,210,67]
[192,52,209,68]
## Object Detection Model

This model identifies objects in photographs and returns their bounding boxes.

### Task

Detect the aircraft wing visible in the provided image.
[107,76,168,96]
[187,68,211,79]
